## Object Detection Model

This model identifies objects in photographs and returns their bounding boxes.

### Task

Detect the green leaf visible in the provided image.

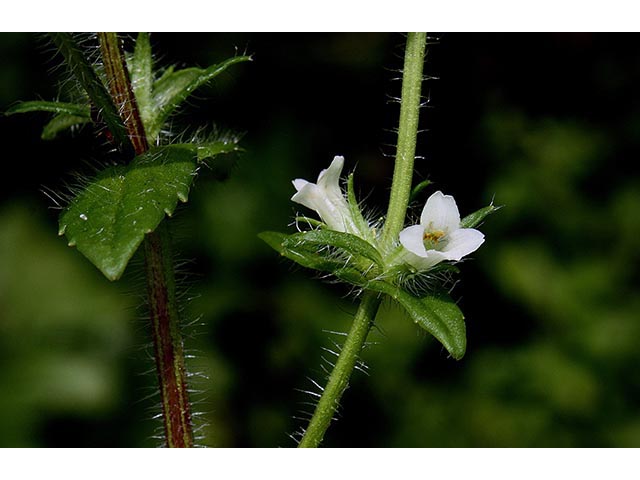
[5,100,90,117]
[282,229,384,270]
[50,33,133,155]
[147,55,252,139]
[409,178,433,203]
[368,281,467,359]
[59,145,198,281]
[460,204,501,229]
[129,33,153,135]
[42,114,91,140]
[259,231,357,278]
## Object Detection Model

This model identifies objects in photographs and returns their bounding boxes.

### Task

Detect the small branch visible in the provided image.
[98,32,194,448]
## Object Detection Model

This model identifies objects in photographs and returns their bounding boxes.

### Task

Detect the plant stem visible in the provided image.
[298,32,427,448]
[380,32,427,250]
[50,33,133,155]
[98,32,194,447]
[97,32,148,155]
[144,222,194,448]
[298,292,381,448]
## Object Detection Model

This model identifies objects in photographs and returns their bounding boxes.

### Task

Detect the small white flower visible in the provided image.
[292,156,363,235]
[399,191,485,270]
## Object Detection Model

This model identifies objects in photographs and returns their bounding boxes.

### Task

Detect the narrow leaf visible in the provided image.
[460,204,501,229]
[59,145,198,281]
[368,281,467,359]
[148,55,251,139]
[5,100,90,117]
[409,178,433,203]
[42,114,91,140]
[347,173,374,242]
[283,229,384,270]
[259,231,366,283]
[129,32,153,133]
[49,33,133,154]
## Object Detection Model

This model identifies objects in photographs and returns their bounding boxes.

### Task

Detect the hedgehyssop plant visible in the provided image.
[8,32,496,447]
[260,32,497,447]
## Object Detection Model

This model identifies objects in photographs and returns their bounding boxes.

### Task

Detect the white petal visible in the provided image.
[402,248,448,270]
[317,155,344,196]
[291,182,321,211]
[441,228,485,261]
[420,191,460,234]
[292,179,309,192]
[399,224,428,257]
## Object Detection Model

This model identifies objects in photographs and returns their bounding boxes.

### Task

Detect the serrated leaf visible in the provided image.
[283,229,384,270]
[460,204,501,229]
[146,55,251,139]
[59,145,198,281]
[42,114,91,140]
[368,281,467,359]
[5,100,90,117]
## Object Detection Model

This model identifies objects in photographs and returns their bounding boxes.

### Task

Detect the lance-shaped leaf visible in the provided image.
[282,229,384,270]
[5,100,90,117]
[5,101,92,140]
[260,231,355,275]
[42,114,92,140]
[460,203,501,229]
[146,55,252,139]
[367,281,467,359]
[129,32,153,134]
[409,178,433,203]
[50,33,133,155]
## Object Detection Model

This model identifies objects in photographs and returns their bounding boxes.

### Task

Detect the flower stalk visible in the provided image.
[298,32,427,447]
[98,32,194,447]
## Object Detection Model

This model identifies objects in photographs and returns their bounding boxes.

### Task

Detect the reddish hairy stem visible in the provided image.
[98,32,194,447]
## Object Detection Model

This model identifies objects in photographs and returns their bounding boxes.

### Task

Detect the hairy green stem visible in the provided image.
[298,292,381,448]
[380,32,427,250]
[98,32,194,447]
[298,33,427,447]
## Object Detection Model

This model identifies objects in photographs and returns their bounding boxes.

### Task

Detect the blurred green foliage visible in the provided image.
[0,33,638,447]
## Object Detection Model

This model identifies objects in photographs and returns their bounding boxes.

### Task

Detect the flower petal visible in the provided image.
[402,248,448,270]
[420,191,460,234]
[399,224,427,257]
[441,228,485,261]
[317,155,344,197]
[292,178,309,192]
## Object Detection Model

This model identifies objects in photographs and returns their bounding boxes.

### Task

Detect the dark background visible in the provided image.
[0,33,638,447]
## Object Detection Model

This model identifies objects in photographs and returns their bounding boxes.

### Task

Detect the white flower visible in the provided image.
[292,156,363,235]
[399,191,485,270]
